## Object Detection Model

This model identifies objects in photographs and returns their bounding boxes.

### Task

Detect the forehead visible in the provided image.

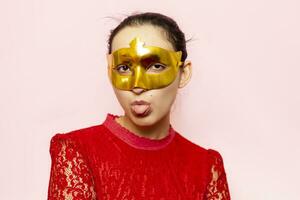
[111,24,175,52]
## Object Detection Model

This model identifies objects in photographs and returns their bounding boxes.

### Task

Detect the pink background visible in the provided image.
[1,0,299,199]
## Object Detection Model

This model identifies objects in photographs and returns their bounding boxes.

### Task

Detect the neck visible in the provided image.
[115,112,171,140]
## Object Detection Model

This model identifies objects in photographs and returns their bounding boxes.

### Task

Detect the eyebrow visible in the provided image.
[119,54,161,63]
[119,54,133,59]
[140,54,161,65]
[117,55,135,64]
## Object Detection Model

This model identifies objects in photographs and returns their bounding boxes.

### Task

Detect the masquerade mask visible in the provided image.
[107,37,183,90]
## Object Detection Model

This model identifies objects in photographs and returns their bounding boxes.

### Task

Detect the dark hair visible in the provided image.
[107,12,189,63]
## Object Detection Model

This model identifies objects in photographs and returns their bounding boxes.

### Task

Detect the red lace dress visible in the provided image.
[48,113,231,200]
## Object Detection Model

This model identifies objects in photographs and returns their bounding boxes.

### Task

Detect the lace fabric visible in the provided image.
[48,134,96,200]
[47,113,231,199]
[205,149,231,200]
[47,136,231,200]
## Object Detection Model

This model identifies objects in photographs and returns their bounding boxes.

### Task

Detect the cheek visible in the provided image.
[151,85,178,111]
[147,73,180,111]
[113,89,132,108]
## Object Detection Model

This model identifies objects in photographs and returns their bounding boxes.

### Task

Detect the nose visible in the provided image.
[131,87,146,94]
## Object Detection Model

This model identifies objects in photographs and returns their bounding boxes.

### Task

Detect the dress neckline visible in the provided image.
[103,113,176,150]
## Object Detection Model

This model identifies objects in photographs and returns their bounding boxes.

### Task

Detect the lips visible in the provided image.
[131,100,150,106]
[130,100,152,116]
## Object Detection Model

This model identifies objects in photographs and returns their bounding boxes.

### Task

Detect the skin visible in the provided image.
[107,24,192,140]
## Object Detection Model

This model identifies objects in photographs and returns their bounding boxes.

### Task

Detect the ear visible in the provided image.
[179,60,192,88]
[106,53,112,79]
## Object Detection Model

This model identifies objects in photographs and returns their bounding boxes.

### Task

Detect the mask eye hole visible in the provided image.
[115,64,132,75]
[147,63,167,73]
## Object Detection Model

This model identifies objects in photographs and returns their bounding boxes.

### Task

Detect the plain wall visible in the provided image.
[1,0,299,199]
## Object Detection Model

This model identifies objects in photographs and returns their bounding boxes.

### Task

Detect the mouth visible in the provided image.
[130,100,152,117]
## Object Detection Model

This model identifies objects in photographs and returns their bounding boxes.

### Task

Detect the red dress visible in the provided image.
[48,113,231,200]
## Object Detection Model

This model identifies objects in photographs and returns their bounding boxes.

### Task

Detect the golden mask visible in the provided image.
[107,37,183,90]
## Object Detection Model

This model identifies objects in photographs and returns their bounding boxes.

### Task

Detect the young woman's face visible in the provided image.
[109,24,188,127]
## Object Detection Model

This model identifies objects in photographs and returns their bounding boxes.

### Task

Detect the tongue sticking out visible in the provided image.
[131,104,151,115]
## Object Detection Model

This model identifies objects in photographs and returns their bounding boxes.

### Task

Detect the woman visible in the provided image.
[47,12,231,200]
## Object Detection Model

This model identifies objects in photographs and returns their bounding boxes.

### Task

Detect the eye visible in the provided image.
[116,64,131,74]
[147,63,166,72]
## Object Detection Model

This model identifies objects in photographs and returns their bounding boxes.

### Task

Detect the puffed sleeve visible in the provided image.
[205,149,231,200]
[47,134,97,200]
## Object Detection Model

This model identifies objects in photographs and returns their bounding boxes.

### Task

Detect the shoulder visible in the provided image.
[174,132,225,162]
[205,149,231,199]
[49,123,107,155]
[179,137,228,184]
[174,132,209,155]
[207,148,224,163]
[50,123,107,143]
[206,148,227,177]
